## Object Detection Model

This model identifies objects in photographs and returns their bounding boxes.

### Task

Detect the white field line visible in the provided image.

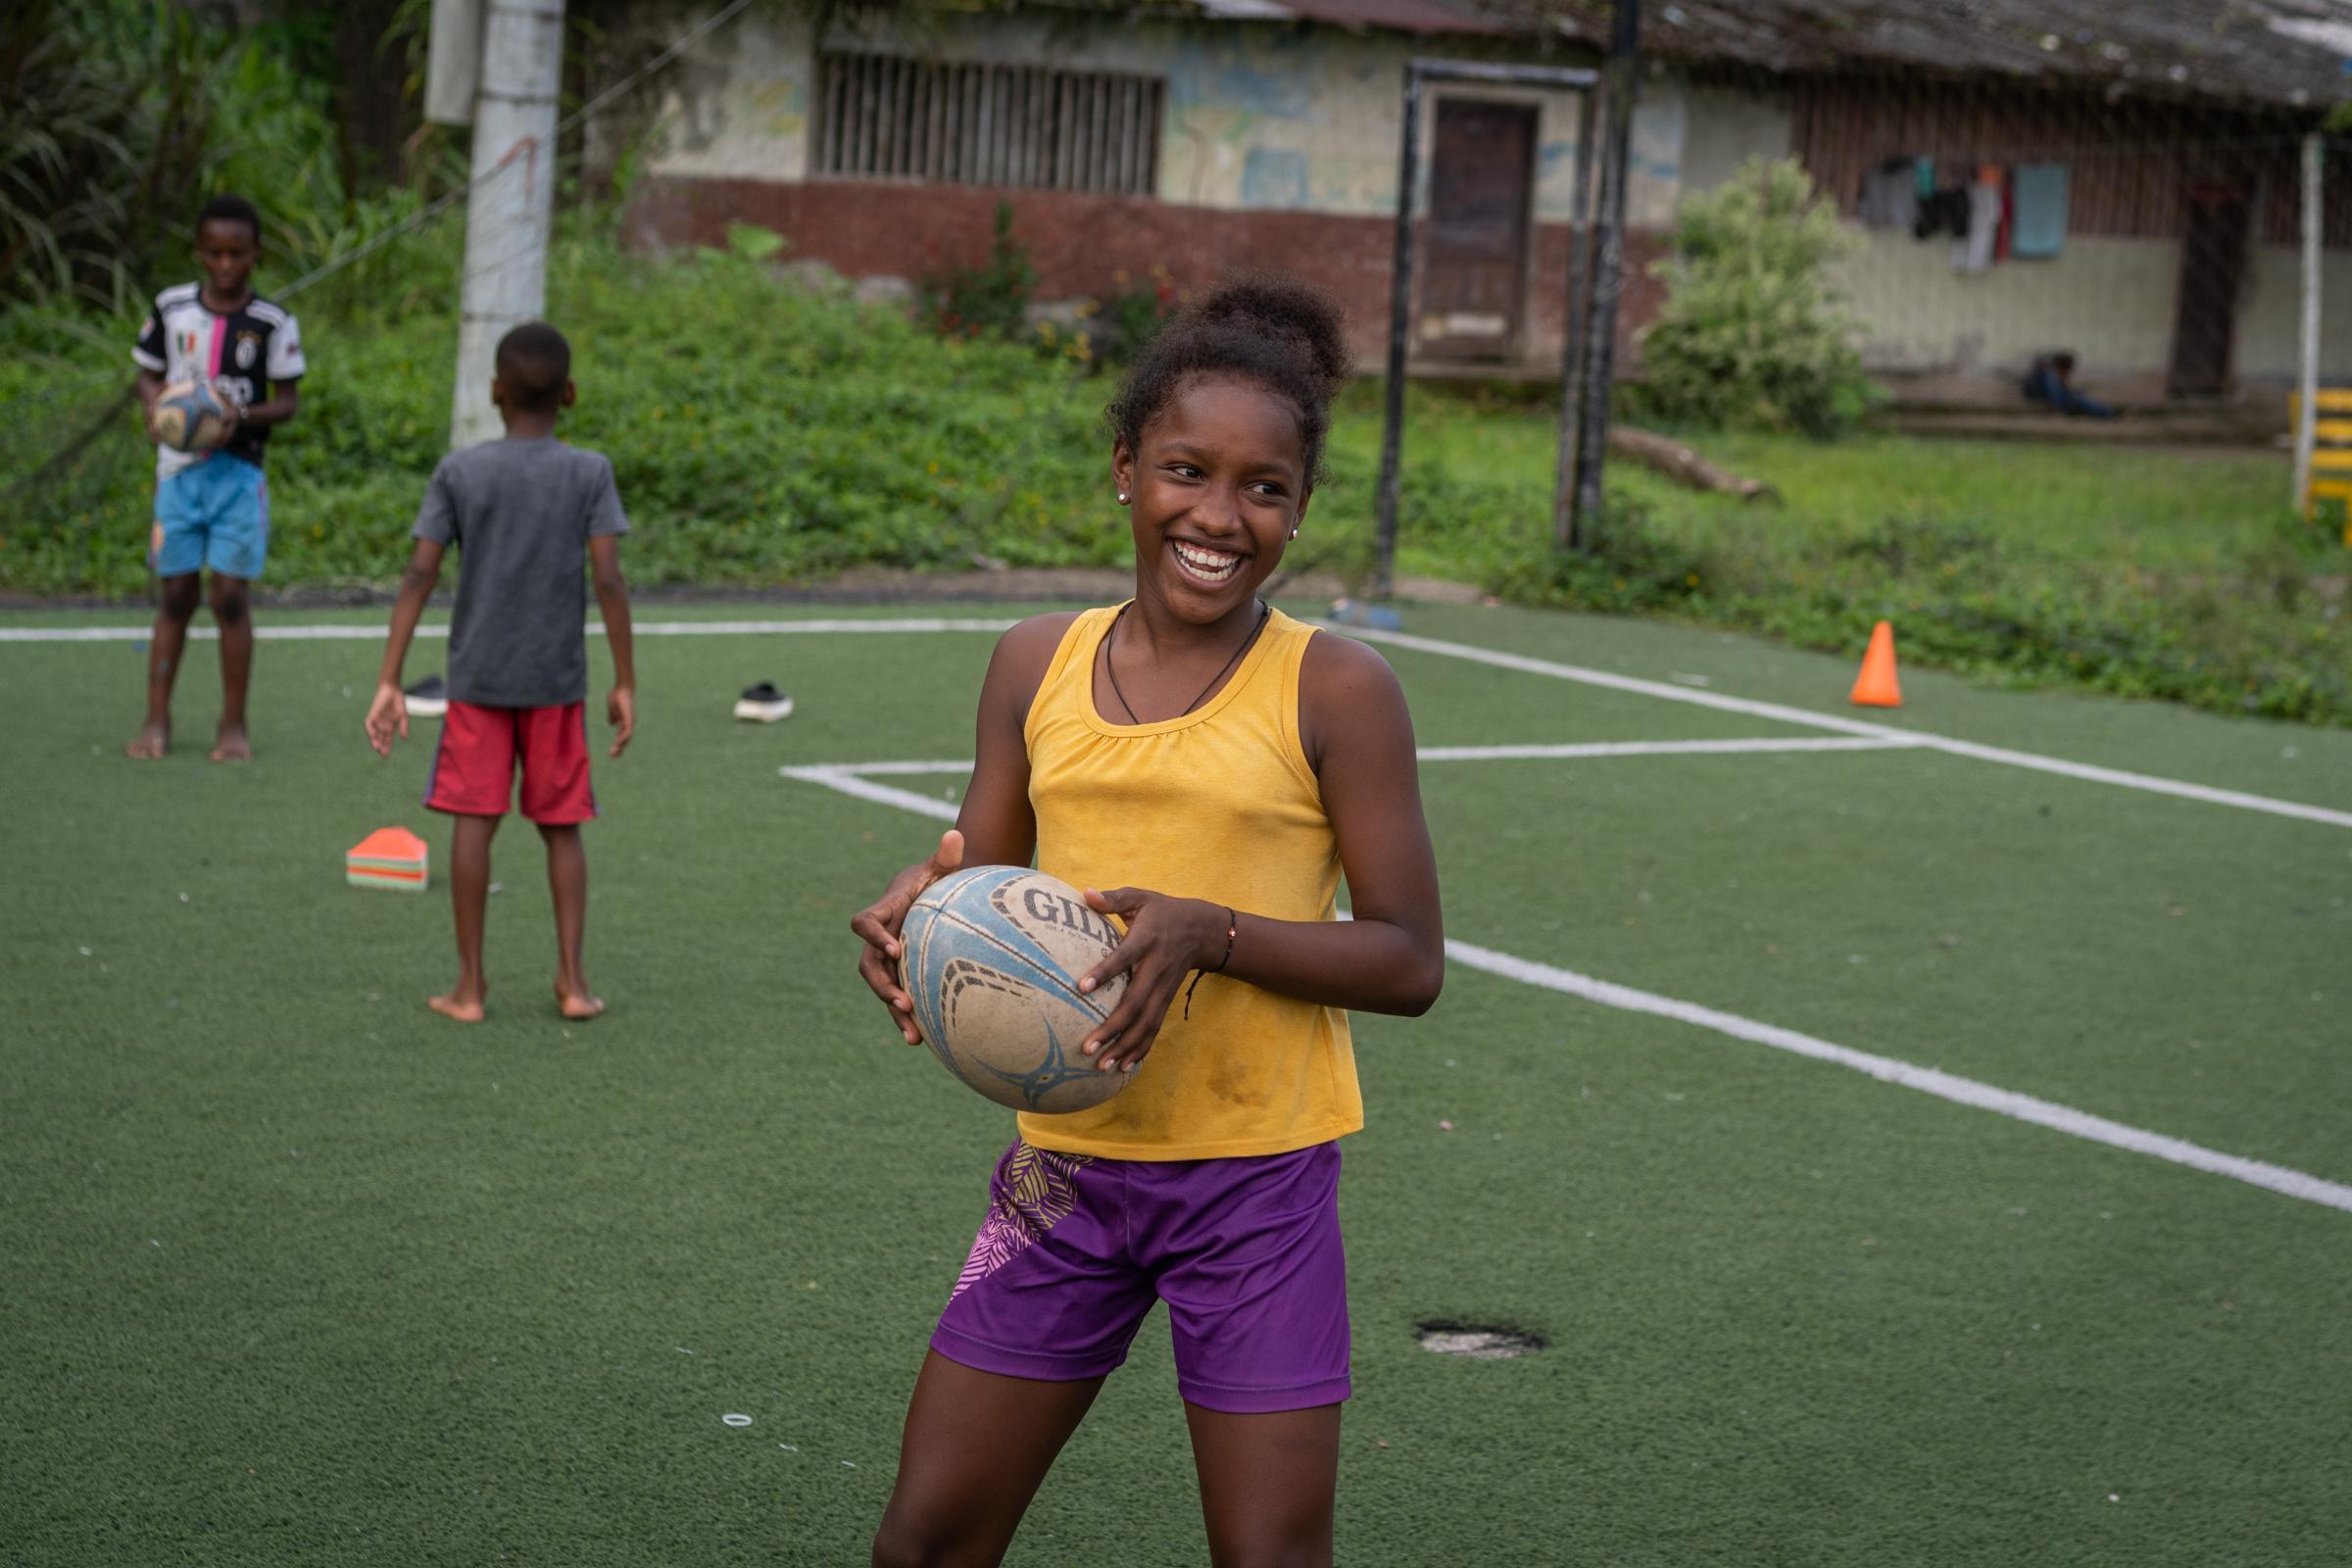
[782,764,961,822]
[806,759,985,776]
[1416,737,1920,761]
[0,616,1016,644]
[13,611,2342,828]
[1446,940,2352,1214]
[784,762,2352,1215]
[785,737,1919,782]
[1339,625,2352,831]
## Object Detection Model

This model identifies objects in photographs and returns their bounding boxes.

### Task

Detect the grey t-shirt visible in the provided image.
[413,438,629,709]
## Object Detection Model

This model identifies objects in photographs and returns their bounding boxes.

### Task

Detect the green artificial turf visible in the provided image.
[3,598,2347,1565]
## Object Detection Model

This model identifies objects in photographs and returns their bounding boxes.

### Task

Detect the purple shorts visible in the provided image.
[932,1139,1350,1414]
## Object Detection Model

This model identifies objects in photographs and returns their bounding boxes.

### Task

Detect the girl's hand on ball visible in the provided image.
[1075,888,1225,1073]
[851,828,963,1044]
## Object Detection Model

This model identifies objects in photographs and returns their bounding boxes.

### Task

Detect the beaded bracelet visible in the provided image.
[1182,906,1237,1021]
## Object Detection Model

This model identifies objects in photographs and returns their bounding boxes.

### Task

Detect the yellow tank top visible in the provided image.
[1016,604,1361,1160]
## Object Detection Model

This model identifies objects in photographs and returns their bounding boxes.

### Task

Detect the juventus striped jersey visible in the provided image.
[132,283,306,478]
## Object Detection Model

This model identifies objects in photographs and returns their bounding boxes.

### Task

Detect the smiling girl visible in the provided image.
[852,277,1444,1567]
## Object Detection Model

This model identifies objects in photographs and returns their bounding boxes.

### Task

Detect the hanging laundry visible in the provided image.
[2011,164,2068,258]
[1913,187,1970,240]
[1955,169,2003,272]
[1859,156,1920,230]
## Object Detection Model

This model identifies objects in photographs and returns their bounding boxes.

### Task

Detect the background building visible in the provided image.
[609,0,2352,409]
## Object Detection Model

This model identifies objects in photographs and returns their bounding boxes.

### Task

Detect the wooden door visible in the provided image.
[2168,182,2250,397]
[1420,99,1537,363]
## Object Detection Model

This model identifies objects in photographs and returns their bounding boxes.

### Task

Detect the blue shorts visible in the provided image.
[153,455,269,580]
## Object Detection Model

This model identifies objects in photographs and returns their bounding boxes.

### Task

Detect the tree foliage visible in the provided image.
[0,0,458,316]
[1,0,217,310]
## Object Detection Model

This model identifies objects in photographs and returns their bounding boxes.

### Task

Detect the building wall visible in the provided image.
[2239,244,2352,383]
[1819,207,2350,403]
[633,6,816,182]
[1675,83,1792,198]
[615,6,2344,397]
[625,173,1671,375]
[633,8,1689,221]
[1780,74,2349,402]
[1830,232,2184,381]
[622,6,1689,368]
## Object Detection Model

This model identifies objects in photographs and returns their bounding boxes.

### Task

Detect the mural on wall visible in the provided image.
[1624,91,1687,228]
[645,6,813,181]
[1240,147,1309,208]
[1162,26,1402,214]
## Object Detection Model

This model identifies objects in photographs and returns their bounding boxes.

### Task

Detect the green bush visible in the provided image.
[1637,157,1880,437]
[0,230,1126,595]
[1093,265,1179,366]
[916,201,1035,342]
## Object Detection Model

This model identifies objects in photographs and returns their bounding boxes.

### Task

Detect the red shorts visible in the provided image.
[424,701,596,824]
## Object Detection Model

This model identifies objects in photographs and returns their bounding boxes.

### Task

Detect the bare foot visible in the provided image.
[209,722,251,763]
[556,986,605,1021]
[125,722,170,760]
[428,991,486,1023]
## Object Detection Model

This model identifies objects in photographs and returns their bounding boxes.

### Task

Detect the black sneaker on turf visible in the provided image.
[734,681,794,722]
[404,673,449,718]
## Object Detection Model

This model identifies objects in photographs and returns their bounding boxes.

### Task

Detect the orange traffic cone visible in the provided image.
[1849,620,1902,708]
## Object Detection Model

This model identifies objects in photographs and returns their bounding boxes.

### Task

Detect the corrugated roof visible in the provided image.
[1478,0,2352,110]
[1045,0,2352,110]
[1236,0,1509,33]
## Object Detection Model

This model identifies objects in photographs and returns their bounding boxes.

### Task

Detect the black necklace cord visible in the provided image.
[1105,599,1270,725]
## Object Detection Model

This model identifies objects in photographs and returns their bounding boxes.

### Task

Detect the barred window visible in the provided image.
[815,53,1164,196]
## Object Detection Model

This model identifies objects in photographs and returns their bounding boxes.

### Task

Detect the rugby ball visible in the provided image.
[899,865,1131,1113]
[150,378,234,453]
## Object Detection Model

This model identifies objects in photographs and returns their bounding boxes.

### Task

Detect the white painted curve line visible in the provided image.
[625,617,1014,638]
[1900,734,2352,829]
[1416,737,1920,762]
[781,758,2352,1215]
[1446,938,2352,1214]
[0,616,1015,644]
[0,623,445,643]
[1338,624,1903,738]
[781,764,960,822]
[806,760,980,776]
[791,739,1918,779]
[1339,625,2352,831]
[785,752,2352,1222]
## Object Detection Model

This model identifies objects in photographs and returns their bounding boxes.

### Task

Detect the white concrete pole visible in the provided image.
[2292,131,2323,515]
[450,0,565,450]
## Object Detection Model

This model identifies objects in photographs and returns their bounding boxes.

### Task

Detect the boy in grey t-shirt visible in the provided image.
[365,322,637,1023]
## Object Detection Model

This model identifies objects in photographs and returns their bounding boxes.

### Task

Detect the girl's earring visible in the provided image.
[1289,528,1300,539]
[1117,492,1130,505]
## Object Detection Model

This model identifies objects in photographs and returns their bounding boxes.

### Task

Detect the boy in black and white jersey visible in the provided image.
[127,194,306,761]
